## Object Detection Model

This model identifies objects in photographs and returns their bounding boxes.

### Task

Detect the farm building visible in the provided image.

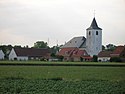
[9,48,50,61]
[0,49,5,60]
[58,17,102,61]
[98,51,112,62]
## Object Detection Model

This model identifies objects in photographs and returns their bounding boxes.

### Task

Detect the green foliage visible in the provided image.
[34,41,49,48]
[0,79,125,94]
[110,57,122,62]
[0,65,125,81]
[0,63,125,93]
[93,55,98,62]
[106,44,116,51]
[102,45,105,50]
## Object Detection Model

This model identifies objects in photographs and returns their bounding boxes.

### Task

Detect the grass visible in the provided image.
[0,61,125,93]
[0,65,125,81]
[0,60,125,65]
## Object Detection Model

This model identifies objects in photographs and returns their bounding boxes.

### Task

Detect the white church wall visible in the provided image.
[86,29,102,56]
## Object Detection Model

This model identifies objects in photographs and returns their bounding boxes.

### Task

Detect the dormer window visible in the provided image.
[96,31,98,35]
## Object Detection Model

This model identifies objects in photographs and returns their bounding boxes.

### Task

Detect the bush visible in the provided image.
[93,55,98,62]
[110,57,122,62]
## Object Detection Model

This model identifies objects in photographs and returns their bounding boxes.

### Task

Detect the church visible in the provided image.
[58,17,102,61]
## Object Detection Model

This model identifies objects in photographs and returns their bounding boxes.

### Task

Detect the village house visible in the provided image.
[58,17,102,61]
[98,51,112,62]
[110,46,125,62]
[0,49,5,60]
[98,46,125,62]
[58,47,92,62]
[9,48,50,61]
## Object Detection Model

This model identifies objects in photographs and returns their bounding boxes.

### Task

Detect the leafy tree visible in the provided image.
[34,41,49,48]
[102,45,105,50]
[106,44,116,51]
[93,55,98,62]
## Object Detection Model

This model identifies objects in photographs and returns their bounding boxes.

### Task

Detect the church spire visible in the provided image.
[86,17,102,30]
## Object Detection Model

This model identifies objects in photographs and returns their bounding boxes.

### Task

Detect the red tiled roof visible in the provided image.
[98,51,112,57]
[111,46,125,55]
[58,47,88,57]
[58,47,77,56]
[14,48,50,57]
[72,50,88,57]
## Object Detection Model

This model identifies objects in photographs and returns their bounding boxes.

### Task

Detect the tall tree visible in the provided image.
[34,41,49,48]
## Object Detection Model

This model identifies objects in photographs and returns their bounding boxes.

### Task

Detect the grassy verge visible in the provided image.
[0,60,125,65]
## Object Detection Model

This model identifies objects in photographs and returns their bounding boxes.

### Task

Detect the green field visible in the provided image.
[0,61,125,94]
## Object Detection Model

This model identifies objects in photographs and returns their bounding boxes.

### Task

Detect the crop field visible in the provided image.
[0,61,125,94]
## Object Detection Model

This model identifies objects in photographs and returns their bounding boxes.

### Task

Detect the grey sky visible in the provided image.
[0,0,125,47]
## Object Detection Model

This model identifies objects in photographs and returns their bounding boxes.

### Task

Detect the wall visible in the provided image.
[98,57,110,62]
[0,50,4,60]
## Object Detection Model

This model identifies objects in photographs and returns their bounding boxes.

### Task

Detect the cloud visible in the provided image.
[0,0,125,47]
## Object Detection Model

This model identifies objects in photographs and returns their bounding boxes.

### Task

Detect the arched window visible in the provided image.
[96,31,98,35]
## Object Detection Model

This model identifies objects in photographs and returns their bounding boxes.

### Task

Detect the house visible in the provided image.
[58,17,102,61]
[58,47,92,62]
[0,49,5,60]
[98,51,112,62]
[110,46,125,57]
[110,46,125,62]
[9,48,50,61]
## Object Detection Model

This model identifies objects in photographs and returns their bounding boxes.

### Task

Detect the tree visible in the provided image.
[102,45,105,51]
[106,44,116,51]
[34,41,49,48]
[93,55,98,62]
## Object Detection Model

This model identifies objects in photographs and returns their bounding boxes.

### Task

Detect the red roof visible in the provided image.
[98,51,112,57]
[58,47,77,56]
[72,49,88,57]
[58,47,88,57]
[111,46,125,57]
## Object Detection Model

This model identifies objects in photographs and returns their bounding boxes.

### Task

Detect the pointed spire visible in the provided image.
[87,17,102,30]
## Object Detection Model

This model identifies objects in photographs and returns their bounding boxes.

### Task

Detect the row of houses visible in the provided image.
[0,48,51,61]
[98,46,125,62]
[0,46,125,62]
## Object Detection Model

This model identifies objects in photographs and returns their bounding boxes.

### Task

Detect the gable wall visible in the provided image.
[0,50,5,60]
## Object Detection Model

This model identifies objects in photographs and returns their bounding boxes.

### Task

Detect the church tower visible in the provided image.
[86,17,102,56]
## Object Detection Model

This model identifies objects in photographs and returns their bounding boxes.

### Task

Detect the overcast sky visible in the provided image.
[0,0,125,47]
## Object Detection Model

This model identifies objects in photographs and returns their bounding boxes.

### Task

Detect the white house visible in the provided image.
[98,51,112,62]
[9,48,50,61]
[0,49,5,60]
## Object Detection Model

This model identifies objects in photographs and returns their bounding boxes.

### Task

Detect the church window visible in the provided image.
[89,31,91,35]
[96,31,98,35]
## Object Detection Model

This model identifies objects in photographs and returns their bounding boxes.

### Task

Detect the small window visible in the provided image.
[89,31,91,35]
[96,31,98,35]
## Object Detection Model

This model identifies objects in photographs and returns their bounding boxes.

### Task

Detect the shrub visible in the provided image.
[110,57,122,62]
